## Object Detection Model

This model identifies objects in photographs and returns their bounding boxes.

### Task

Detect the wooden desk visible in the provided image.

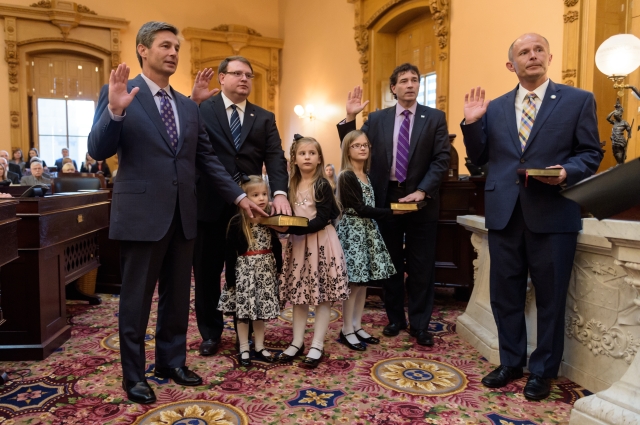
[0,200,19,383]
[0,193,109,360]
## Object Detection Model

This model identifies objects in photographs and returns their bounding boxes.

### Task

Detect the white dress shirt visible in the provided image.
[515,78,549,132]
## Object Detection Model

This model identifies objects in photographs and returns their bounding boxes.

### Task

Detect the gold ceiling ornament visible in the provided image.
[564,0,579,7]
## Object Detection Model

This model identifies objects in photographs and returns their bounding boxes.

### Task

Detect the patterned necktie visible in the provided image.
[395,109,411,182]
[518,92,537,151]
[156,89,178,152]
[230,104,242,150]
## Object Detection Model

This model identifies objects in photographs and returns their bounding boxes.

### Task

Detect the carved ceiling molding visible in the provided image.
[0,0,128,153]
[183,25,283,113]
[350,0,451,116]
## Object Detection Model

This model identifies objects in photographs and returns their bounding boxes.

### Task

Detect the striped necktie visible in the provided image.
[230,104,242,150]
[518,92,537,151]
[395,109,411,182]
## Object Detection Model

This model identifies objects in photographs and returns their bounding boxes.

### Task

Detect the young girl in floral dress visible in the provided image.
[218,176,282,366]
[277,135,350,368]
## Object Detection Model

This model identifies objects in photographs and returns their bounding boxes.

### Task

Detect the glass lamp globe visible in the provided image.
[294,105,305,117]
[595,34,640,77]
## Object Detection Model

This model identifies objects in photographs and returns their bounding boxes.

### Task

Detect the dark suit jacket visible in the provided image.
[461,80,603,233]
[55,158,77,171]
[337,103,451,222]
[197,94,288,222]
[88,74,243,242]
[7,170,19,185]
[8,162,21,179]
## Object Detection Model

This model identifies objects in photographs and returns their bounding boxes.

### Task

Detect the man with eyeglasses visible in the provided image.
[190,56,290,357]
[338,63,451,347]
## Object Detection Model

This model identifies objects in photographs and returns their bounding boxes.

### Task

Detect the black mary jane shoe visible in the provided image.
[238,351,252,367]
[277,343,305,363]
[300,347,324,369]
[254,348,277,363]
[355,328,380,345]
[339,330,366,351]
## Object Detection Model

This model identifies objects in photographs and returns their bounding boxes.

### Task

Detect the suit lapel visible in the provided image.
[523,80,561,153]
[408,105,427,162]
[238,102,255,149]
[383,107,395,169]
[502,85,521,154]
[174,90,187,154]
[131,75,174,154]
[210,95,236,150]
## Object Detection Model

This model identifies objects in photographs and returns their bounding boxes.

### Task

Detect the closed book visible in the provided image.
[517,168,562,177]
[390,201,427,211]
[258,215,309,227]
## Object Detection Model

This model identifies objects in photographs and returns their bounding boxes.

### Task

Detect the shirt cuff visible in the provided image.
[234,193,247,205]
[273,190,287,197]
[108,107,125,121]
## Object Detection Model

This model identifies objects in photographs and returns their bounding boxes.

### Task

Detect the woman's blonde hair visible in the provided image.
[340,130,371,173]
[61,163,76,173]
[0,163,7,180]
[325,163,337,190]
[236,175,270,249]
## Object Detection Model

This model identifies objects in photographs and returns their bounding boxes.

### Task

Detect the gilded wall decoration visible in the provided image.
[429,0,449,49]
[9,111,19,128]
[563,69,577,79]
[564,11,579,23]
[76,4,96,14]
[353,25,369,76]
[564,0,579,6]
[30,0,51,7]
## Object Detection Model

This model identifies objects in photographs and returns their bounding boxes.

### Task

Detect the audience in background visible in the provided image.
[325,163,337,193]
[20,160,51,186]
[0,157,20,184]
[55,148,77,171]
[10,149,26,174]
[80,152,96,173]
[81,152,112,177]
[28,148,48,169]
[61,163,76,173]
[0,150,22,179]
[0,162,9,184]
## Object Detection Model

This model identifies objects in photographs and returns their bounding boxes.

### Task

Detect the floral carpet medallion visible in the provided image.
[0,377,76,415]
[371,357,468,396]
[101,327,156,351]
[485,412,538,424]
[285,387,345,410]
[133,400,249,425]
[279,306,341,324]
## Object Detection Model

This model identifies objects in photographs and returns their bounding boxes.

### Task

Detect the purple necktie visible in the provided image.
[395,109,411,182]
[156,89,178,151]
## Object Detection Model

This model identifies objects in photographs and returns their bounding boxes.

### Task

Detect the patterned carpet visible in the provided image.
[0,287,590,425]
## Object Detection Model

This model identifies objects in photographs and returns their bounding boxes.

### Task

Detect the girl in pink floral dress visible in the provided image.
[277,135,349,368]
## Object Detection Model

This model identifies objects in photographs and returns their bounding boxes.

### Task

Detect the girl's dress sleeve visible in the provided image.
[338,171,393,220]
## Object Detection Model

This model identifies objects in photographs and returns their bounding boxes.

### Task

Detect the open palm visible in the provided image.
[108,63,139,115]
[463,87,490,124]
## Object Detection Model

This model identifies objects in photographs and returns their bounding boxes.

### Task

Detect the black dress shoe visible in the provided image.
[300,347,324,369]
[154,366,203,386]
[339,331,366,351]
[238,351,252,367]
[254,349,277,363]
[355,328,380,344]
[277,343,305,363]
[523,374,551,401]
[199,339,220,356]
[414,330,434,346]
[481,365,524,388]
[382,322,407,337]
[122,379,156,404]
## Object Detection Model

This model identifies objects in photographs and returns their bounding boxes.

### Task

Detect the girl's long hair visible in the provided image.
[288,136,329,203]
[237,175,270,249]
[339,130,371,173]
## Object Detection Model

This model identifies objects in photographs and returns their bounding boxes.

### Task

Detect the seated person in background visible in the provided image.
[0,157,20,184]
[21,161,51,186]
[80,152,96,172]
[12,148,26,173]
[81,152,111,177]
[26,148,48,172]
[0,162,11,184]
[61,163,76,173]
[0,150,22,179]
[54,148,77,171]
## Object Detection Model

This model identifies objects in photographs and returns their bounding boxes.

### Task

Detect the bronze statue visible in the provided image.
[606,99,632,165]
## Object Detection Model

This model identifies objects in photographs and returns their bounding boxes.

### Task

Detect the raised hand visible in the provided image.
[463,86,491,125]
[346,85,370,122]
[191,68,220,105]
[108,63,139,116]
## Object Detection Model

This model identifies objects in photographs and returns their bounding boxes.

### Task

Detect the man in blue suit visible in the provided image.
[54,148,77,171]
[89,21,265,405]
[461,33,602,400]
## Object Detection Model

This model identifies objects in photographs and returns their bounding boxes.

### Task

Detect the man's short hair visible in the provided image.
[135,21,179,67]
[508,34,550,62]
[30,159,43,167]
[218,56,254,75]
[61,147,69,152]
[389,63,421,100]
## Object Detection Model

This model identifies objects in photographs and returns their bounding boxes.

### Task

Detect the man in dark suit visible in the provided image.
[88,22,265,405]
[0,151,21,179]
[54,148,77,171]
[0,158,19,184]
[189,56,290,356]
[461,33,602,400]
[338,63,451,347]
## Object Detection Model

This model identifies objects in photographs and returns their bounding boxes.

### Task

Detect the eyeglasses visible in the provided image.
[223,71,255,79]
[350,143,370,150]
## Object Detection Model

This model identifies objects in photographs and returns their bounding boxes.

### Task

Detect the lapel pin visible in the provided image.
[551,95,556,99]
[250,113,254,117]
[421,115,425,118]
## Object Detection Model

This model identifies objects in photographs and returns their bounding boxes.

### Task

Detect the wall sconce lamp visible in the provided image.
[595,34,640,98]
[294,104,315,120]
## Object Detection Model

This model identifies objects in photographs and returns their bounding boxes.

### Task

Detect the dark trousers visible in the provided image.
[193,206,234,342]
[488,200,577,378]
[118,206,195,381]
[377,183,438,331]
